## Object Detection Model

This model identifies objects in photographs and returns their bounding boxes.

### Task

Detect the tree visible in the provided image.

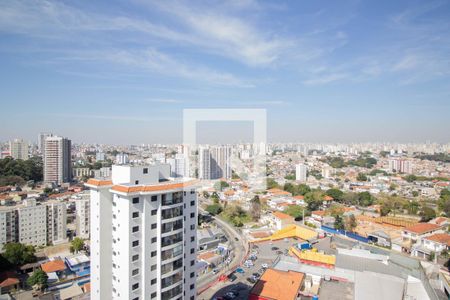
[345,214,357,232]
[357,192,374,207]
[249,196,261,221]
[406,200,420,215]
[27,269,48,291]
[356,173,368,182]
[405,175,417,183]
[419,206,436,222]
[380,203,391,216]
[326,189,344,203]
[70,238,85,254]
[213,181,229,191]
[284,205,304,220]
[267,178,280,189]
[202,191,210,199]
[412,191,419,197]
[222,205,249,227]
[2,243,36,266]
[296,184,311,196]
[334,215,345,230]
[205,204,222,216]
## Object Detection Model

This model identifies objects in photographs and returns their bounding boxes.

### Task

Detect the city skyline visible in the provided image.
[1,0,450,143]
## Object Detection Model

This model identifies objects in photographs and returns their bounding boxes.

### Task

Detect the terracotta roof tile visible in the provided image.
[250,269,304,300]
[424,233,450,246]
[85,179,113,187]
[41,260,66,273]
[273,211,294,220]
[404,223,441,234]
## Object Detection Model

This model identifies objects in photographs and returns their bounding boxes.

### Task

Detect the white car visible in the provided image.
[261,263,269,269]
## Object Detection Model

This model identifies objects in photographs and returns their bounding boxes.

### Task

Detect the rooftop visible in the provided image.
[404,223,441,234]
[250,268,304,300]
[41,259,66,273]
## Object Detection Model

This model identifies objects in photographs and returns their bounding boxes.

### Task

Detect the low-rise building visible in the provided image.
[249,268,305,300]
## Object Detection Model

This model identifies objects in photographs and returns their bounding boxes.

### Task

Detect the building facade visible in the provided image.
[75,197,90,239]
[295,164,307,182]
[44,136,72,185]
[9,139,28,160]
[86,164,198,300]
[198,146,231,180]
[0,208,17,251]
[47,201,68,245]
[17,199,47,247]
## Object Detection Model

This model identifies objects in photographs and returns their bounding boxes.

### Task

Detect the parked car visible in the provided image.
[271,246,279,251]
[252,272,261,279]
[247,277,257,284]
[228,274,237,282]
[212,268,219,274]
[261,263,269,269]
[236,267,245,273]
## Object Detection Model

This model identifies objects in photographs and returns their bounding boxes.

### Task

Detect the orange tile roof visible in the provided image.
[404,223,441,234]
[424,233,450,246]
[41,260,66,273]
[111,180,197,194]
[251,231,271,238]
[323,195,333,201]
[433,217,449,226]
[0,271,19,288]
[273,211,294,220]
[312,210,326,216]
[293,195,304,200]
[250,269,304,300]
[85,179,113,187]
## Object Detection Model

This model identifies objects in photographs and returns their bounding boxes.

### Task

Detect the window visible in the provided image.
[151,237,157,243]
[132,254,139,262]
[132,197,139,204]
[151,223,157,229]
[151,292,156,299]
[190,284,195,290]
[190,212,195,218]
[190,248,195,254]
[190,190,195,194]
[132,212,139,218]
[151,264,156,271]
[191,296,195,300]
[191,236,195,242]
[132,283,139,290]
[132,240,139,247]
[151,209,157,215]
[190,224,195,230]
[143,168,148,174]
[151,278,156,285]
[190,200,195,206]
[133,297,139,300]
[132,269,139,276]
[151,195,157,202]
[151,251,157,257]
[190,260,195,266]
[190,272,195,278]
[132,226,139,233]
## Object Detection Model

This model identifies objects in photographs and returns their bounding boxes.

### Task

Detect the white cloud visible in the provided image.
[302,73,349,86]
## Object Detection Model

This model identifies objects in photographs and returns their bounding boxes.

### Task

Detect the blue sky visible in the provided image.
[0,0,449,144]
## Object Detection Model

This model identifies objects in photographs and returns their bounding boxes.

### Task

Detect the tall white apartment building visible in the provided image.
[198,147,211,180]
[38,132,53,154]
[198,146,231,180]
[167,154,189,178]
[75,197,90,239]
[47,201,67,245]
[116,153,129,165]
[17,199,47,247]
[44,136,72,185]
[388,159,412,174]
[9,139,28,160]
[295,164,308,182]
[86,164,198,300]
[0,208,17,251]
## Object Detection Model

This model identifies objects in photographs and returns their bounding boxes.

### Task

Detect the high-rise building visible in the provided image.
[0,208,17,251]
[295,164,308,182]
[38,132,53,154]
[9,139,28,160]
[75,197,90,239]
[198,146,231,180]
[17,199,47,247]
[86,164,198,300]
[46,201,68,245]
[167,154,189,178]
[116,153,129,165]
[388,159,412,174]
[44,136,72,185]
